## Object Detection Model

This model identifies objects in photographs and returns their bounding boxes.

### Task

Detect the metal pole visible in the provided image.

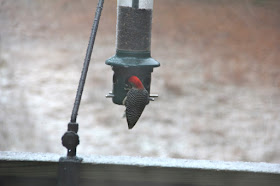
[58,1,105,186]
[62,0,104,158]
[70,0,104,123]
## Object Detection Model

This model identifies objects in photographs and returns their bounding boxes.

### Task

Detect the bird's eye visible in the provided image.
[124,83,132,90]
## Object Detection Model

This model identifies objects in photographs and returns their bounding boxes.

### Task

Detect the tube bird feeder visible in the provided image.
[106,0,160,105]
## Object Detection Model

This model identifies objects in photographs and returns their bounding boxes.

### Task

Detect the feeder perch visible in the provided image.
[106,0,160,105]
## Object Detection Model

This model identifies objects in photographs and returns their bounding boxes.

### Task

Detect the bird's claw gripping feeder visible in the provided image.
[106,0,160,105]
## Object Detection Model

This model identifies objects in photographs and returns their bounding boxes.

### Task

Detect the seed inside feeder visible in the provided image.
[117,6,152,52]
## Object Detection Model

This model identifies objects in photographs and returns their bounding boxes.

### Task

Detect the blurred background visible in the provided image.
[0,0,279,163]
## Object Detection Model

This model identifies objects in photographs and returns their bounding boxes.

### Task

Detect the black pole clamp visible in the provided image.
[62,122,80,157]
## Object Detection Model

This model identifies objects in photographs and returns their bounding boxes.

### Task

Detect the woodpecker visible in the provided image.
[123,76,149,129]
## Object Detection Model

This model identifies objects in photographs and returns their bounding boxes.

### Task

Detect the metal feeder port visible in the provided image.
[106,0,160,105]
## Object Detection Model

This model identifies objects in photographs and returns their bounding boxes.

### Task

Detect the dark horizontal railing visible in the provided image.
[0,151,280,186]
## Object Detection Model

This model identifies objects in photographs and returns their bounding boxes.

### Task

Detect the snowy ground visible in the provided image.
[0,0,280,163]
